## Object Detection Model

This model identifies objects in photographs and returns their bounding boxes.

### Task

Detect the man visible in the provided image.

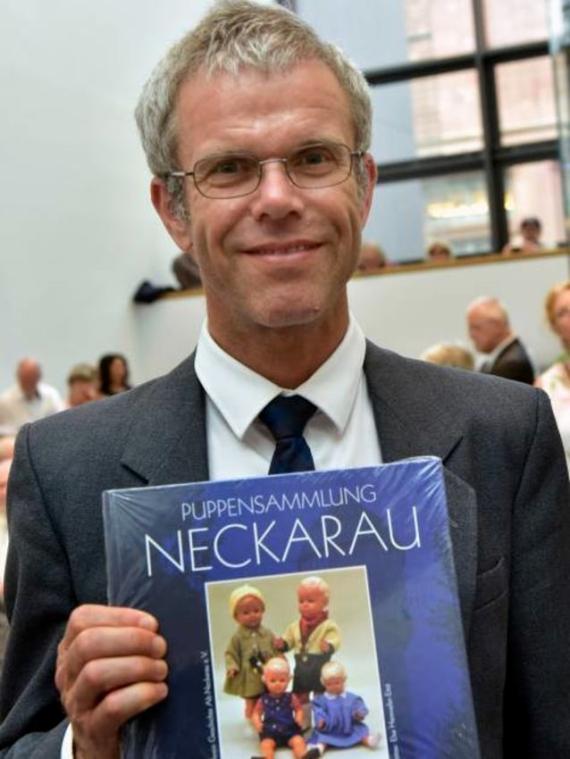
[0,358,64,436]
[172,250,202,290]
[0,458,10,669]
[0,3,568,758]
[466,296,535,384]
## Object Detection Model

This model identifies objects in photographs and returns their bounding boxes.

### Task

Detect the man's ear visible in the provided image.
[150,177,193,251]
[359,153,378,227]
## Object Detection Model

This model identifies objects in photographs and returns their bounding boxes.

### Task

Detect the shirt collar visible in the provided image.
[195,315,366,440]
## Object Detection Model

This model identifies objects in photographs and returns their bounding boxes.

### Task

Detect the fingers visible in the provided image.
[59,623,166,688]
[69,655,168,713]
[71,681,168,759]
[55,604,169,757]
[61,605,158,650]
[73,680,168,737]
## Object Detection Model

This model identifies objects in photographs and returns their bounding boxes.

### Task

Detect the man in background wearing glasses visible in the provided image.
[1,2,569,758]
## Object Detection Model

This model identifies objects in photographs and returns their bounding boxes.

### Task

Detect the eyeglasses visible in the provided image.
[166,141,364,199]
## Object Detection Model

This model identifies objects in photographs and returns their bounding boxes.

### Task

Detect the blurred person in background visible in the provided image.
[0,439,14,464]
[466,296,534,384]
[66,364,99,408]
[172,250,202,289]
[355,241,388,273]
[98,353,132,397]
[535,281,570,473]
[426,241,453,263]
[421,342,474,370]
[0,358,64,435]
[502,216,543,255]
[0,459,11,591]
[0,457,11,669]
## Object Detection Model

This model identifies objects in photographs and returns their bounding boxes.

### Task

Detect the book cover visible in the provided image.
[103,456,480,758]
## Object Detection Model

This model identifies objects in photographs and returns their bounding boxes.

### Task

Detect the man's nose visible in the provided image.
[249,159,304,220]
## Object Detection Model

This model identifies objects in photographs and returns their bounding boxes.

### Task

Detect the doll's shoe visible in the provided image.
[302,749,322,759]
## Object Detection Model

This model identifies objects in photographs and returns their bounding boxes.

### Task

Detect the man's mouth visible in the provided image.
[244,241,321,256]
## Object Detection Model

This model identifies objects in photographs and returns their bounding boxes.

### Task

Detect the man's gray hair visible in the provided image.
[135,0,373,217]
[467,296,510,327]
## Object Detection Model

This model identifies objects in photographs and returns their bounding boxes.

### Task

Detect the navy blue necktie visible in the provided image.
[259,395,317,474]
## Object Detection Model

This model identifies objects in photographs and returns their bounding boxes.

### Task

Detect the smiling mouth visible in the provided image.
[244,241,321,256]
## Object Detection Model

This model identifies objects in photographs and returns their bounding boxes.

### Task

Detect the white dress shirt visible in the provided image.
[0,382,64,436]
[63,316,381,757]
[195,315,382,479]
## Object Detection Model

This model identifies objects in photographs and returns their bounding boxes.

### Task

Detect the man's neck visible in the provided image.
[208,314,349,389]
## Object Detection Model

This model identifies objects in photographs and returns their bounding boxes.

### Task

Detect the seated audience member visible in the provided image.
[0,438,14,464]
[426,241,453,262]
[0,459,10,588]
[98,353,132,396]
[356,242,388,273]
[420,342,474,370]
[66,363,99,408]
[0,457,11,669]
[502,216,543,255]
[172,250,202,289]
[0,358,64,435]
[466,296,534,383]
[535,281,570,472]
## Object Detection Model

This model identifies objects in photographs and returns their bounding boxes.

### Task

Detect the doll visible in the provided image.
[304,661,380,756]
[223,584,278,720]
[251,657,309,759]
[276,576,341,703]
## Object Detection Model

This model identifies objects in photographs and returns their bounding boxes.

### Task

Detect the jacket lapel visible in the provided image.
[119,353,209,487]
[364,342,477,637]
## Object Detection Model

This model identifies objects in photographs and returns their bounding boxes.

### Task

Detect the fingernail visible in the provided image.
[152,636,167,657]
[138,614,157,631]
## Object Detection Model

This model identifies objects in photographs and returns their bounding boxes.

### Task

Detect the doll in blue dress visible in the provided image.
[305,661,380,757]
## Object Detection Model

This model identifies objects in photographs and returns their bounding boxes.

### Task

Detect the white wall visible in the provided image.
[0,0,271,393]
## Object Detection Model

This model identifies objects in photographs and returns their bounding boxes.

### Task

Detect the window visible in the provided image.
[482,0,549,48]
[496,57,557,146]
[295,0,564,262]
[367,172,490,261]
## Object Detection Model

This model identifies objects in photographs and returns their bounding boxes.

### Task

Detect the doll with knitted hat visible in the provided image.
[224,584,278,720]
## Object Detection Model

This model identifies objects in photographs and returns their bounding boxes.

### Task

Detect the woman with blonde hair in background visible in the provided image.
[535,280,570,472]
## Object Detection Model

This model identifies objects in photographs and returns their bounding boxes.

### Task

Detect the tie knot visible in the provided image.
[259,395,317,442]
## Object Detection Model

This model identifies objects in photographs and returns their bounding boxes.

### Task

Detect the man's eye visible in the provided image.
[210,157,254,175]
[293,146,336,170]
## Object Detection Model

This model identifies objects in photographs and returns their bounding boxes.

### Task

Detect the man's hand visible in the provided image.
[55,604,168,759]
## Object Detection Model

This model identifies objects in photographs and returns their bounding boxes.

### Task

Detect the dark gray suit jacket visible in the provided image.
[483,337,535,385]
[0,343,569,758]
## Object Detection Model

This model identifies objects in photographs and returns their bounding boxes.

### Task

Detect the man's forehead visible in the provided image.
[174,60,354,160]
[176,59,350,123]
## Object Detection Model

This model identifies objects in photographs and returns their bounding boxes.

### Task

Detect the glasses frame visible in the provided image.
[165,141,365,199]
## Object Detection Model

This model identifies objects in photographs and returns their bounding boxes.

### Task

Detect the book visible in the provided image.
[103,456,480,758]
